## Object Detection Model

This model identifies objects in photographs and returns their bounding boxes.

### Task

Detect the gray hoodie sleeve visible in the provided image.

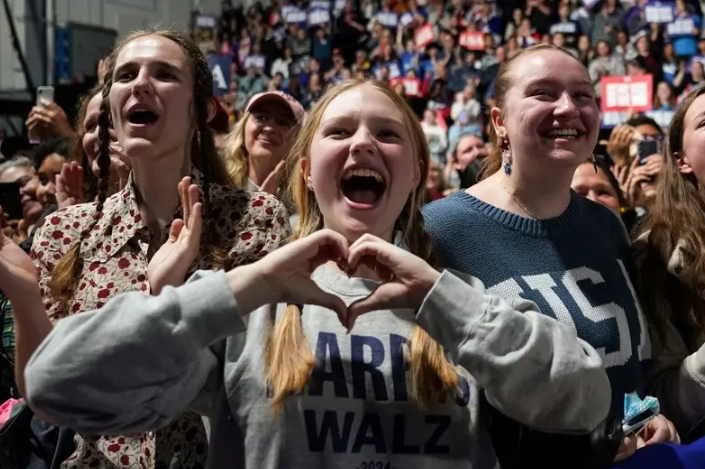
[24,270,245,436]
[416,270,611,434]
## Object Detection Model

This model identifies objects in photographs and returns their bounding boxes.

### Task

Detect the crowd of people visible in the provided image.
[1,0,705,468]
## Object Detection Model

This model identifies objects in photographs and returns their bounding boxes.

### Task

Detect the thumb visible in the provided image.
[168,219,185,243]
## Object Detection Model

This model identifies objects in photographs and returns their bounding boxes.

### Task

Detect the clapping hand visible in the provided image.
[0,221,40,302]
[259,160,285,196]
[108,142,131,193]
[147,177,202,294]
[56,162,85,209]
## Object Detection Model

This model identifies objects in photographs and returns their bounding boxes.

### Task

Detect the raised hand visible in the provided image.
[0,221,40,301]
[259,159,285,195]
[226,229,349,318]
[108,142,131,194]
[147,177,202,294]
[56,162,85,209]
[25,102,73,142]
[607,125,636,168]
[344,234,440,330]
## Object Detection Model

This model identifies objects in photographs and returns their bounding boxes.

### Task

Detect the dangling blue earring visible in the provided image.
[502,148,512,175]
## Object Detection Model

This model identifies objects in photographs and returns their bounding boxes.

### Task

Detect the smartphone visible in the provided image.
[0,182,23,221]
[36,86,55,107]
[637,140,660,165]
[622,407,659,436]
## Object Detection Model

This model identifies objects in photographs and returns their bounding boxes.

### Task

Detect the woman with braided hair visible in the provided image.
[25,28,290,468]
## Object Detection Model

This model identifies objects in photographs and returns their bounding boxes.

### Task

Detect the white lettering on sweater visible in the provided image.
[487,260,650,366]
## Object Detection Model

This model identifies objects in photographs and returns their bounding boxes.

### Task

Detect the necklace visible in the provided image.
[500,182,536,219]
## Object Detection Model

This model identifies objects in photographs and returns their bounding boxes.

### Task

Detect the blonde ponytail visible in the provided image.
[265,304,316,412]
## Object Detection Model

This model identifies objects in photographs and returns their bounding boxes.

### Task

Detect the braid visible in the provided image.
[95,81,113,206]
[49,73,114,301]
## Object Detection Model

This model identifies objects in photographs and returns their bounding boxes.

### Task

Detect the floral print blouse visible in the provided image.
[30,168,290,469]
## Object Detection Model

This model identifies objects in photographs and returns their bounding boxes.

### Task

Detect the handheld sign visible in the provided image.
[207,54,231,97]
[601,75,653,113]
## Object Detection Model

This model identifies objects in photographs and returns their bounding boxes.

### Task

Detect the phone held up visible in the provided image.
[36,86,55,107]
[636,140,661,166]
[0,182,23,221]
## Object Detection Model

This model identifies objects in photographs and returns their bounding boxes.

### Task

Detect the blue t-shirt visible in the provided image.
[422,190,652,415]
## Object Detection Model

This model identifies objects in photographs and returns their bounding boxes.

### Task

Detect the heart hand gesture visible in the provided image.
[344,234,440,330]
[227,229,349,318]
[147,177,202,294]
[225,232,440,328]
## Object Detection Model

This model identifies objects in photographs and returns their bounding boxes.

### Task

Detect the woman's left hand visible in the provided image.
[147,177,202,295]
[56,162,85,209]
[638,415,680,446]
[259,160,285,196]
[345,234,440,330]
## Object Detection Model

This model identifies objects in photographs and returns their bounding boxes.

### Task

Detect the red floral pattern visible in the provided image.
[30,168,290,469]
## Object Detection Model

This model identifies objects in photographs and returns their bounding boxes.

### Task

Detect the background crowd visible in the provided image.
[5,0,703,219]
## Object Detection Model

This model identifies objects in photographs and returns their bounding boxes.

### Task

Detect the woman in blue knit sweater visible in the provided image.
[422,44,680,467]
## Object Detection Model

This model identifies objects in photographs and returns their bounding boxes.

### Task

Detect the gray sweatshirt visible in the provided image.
[24,266,611,469]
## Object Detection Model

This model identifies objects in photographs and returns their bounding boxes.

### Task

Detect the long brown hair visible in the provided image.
[480,44,586,180]
[49,28,234,302]
[265,79,459,411]
[639,85,705,346]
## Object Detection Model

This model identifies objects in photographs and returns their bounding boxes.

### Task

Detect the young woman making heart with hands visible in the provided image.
[19,80,615,469]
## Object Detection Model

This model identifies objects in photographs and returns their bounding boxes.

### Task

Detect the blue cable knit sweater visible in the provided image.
[422,190,651,415]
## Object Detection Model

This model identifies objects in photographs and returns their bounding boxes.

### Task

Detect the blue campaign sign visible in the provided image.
[207,54,231,97]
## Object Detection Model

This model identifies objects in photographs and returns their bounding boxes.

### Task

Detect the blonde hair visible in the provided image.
[266,79,459,412]
[222,112,251,189]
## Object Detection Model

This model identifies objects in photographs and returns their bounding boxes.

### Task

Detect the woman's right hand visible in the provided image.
[56,162,85,209]
[109,143,131,193]
[259,159,285,196]
[607,125,636,167]
[226,229,349,318]
[0,222,40,301]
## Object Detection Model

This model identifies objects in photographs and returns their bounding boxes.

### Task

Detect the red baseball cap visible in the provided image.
[209,98,230,133]
[246,91,305,123]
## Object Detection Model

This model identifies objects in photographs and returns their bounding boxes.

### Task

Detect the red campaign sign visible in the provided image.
[459,31,485,51]
[600,75,653,112]
[414,23,434,49]
[391,77,422,96]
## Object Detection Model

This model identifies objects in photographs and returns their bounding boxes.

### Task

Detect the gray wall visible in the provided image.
[0,0,193,91]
